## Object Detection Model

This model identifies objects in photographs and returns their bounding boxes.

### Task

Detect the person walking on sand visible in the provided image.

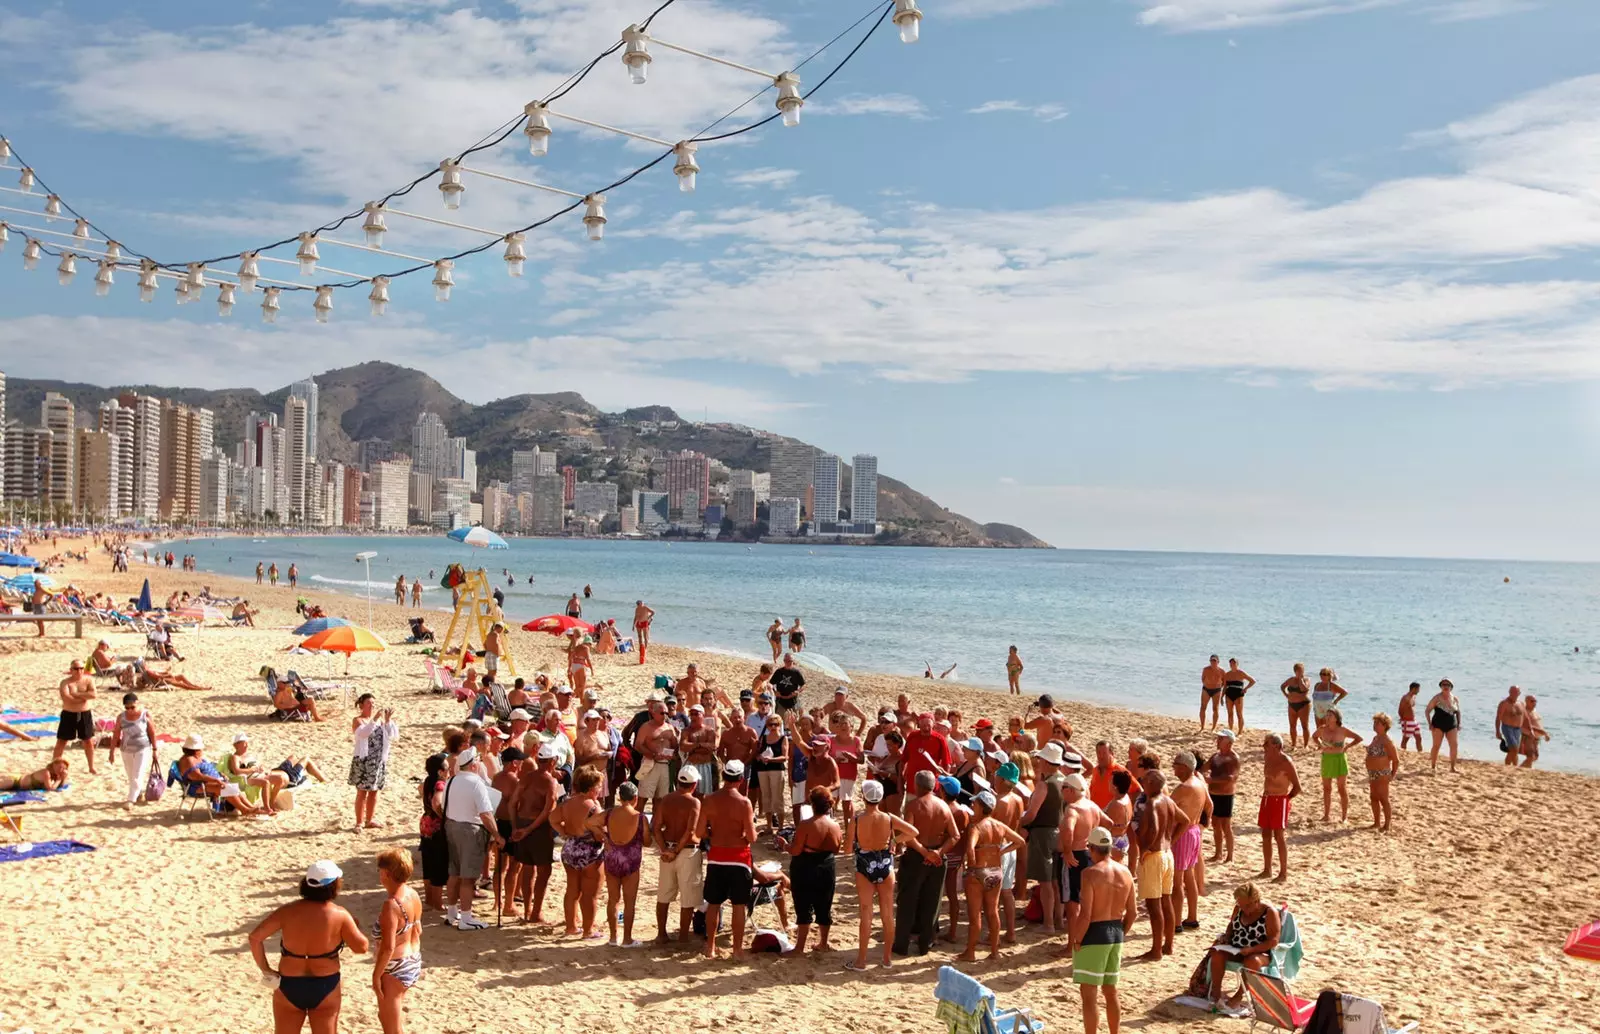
[1397,682,1423,753]
[1134,769,1178,961]
[269,563,279,586]
[1365,713,1399,832]
[410,579,422,607]
[652,768,705,944]
[1255,734,1301,883]
[1203,730,1239,863]
[633,600,655,664]
[1426,679,1462,773]
[1200,655,1226,731]
[1495,686,1527,766]
[1071,827,1137,1034]
[701,760,758,959]
[1222,659,1255,734]
[1006,645,1024,695]
[1314,708,1362,823]
[350,695,399,831]
[1519,695,1550,769]
[767,618,785,663]
[1281,663,1312,749]
[395,576,406,606]
[108,692,155,810]
[53,659,98,774]
[287,564,298,588]
[371,848,422,1034]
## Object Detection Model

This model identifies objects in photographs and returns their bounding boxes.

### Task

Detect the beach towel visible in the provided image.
[0,710,53,722]
[0,840,95,863]
[0,792,46,807]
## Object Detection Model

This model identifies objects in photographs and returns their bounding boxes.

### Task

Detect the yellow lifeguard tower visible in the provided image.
[439,567,518,677]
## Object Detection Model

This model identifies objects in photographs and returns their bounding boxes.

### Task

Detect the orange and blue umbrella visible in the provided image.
[299,625,387,655]
[293,616,351,636]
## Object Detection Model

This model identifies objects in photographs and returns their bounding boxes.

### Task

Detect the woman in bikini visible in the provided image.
[1005,646,1024,696]
[787,617,806,653]
[0,759,69,792]
[371,848,422,1034]
[586,781,646,947]
[1280,663,1312,749]
[1314,708,1363,823]
[1426,679,1463,773]
[958,791,1027,962]
[249,860,370,1034]
[1103,770,1133,863]
[1364,712,1400,832]
[845,779,938,971]
[555,765,607,939]
[566,633,595,698]
[775,786,844,957]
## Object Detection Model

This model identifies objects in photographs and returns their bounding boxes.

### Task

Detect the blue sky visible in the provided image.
[2,0,1598,559]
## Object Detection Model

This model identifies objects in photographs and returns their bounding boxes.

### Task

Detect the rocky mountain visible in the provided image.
[6,362,1050,548]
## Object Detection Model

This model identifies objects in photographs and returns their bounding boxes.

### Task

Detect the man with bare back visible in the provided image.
[1135,769,1179,960]
[653,768,705,944]
[1072,827,1137,1034]
[1169,752,1212,931]
[700,760,757,959]
[507,745,560,923]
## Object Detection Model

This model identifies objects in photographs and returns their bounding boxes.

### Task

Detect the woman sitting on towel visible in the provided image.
[0,758,71,791]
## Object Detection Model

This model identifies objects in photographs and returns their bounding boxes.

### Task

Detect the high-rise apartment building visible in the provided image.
[343,467,365,526]
[284,396,310,520]
[3,425,50,504]
[769,497,802,535]
[481,483,511,531]
[97,401,135,516]
[74,429,118,517]
[812,452,842,524]
[510,450,538,497]
[729,487,757,525]
[850,454,879,525]
[432,478,472,529]
[633,490,669,530]
[41,393,76,508]
[531,475,565,534]
[371,458,412,531]
[159,402,209,520]
[561,466,576,506]
[618,505,638,534]
[572,482,618,517]
[534,449,558,478]
[357,438,393,471]
[408,471,435,525]
[662,450,711,519]
[768,442,815,515]
[730,469,771,503]
[199,449,230,522]
[286,377,319,458]
[412,412,449,479]
[117,392,164,519]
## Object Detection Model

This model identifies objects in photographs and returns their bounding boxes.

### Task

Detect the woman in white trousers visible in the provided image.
[107,692,156,810]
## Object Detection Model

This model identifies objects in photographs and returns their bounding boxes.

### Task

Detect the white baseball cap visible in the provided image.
[536,743,561,761]
[722,759,745,779]
[456,747,478,767]
[678,767,702,785]
[508,708,532,722]
[861,780,885,803]
[304,860,343,887]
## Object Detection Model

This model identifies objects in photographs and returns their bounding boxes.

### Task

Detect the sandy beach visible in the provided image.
[0,550,1596,1034]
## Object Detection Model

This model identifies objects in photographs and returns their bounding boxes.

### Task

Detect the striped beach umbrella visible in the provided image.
[445,526,508,549]
[173,603,230,623]
[1565,921,1600,963]
[293,616,352,636]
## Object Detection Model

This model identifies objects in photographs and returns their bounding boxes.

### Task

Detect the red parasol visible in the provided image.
[1565,921,1600,963]
[522,614,595,637]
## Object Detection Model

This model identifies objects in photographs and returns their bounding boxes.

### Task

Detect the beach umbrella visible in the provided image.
[137,579,152,612]
[1565,921,1600,963]
[0,553,40,568]
[793,651,851,684]
[293,616,352,636]
[1,573,53,595]
[446,526,508,550]
[173,603,230,623]
[522,614,594,637]
[300,625,387,676]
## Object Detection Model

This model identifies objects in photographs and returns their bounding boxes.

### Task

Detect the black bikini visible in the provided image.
[279,940,345,1011]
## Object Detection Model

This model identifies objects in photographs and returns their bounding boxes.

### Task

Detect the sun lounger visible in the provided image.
[934,965,1043,1034]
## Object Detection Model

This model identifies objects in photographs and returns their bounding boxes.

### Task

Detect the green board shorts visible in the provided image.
[1074,920,1125,987]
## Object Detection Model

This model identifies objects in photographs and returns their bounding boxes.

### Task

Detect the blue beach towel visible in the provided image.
[0,791,47,806]
[0,840,95,863]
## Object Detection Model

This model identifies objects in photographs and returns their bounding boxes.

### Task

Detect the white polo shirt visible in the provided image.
[442,770,497,823]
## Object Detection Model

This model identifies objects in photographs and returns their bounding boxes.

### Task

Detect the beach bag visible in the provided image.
[145,756,166,801]
[1022,885,1044,923]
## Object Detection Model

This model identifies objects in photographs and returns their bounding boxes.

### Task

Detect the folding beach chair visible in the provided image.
[933,965,1044,1034]
[219,753,263,806]
[1336,993,1419,1034]
[168,761,215,821]
[1245,970,1316,1033]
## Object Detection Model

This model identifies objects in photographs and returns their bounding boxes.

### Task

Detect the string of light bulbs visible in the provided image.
[0,0,923,322]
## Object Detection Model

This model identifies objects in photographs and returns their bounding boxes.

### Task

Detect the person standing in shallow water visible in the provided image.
[1006,646,1024,696]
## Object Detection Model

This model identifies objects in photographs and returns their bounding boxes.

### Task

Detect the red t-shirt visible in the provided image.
[1089,762,1128,810]
[902,731,954,785]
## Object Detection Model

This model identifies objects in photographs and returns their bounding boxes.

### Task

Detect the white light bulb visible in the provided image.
[57,252,77,286]
[503,233,526,278]
[94,258,115,296]
[43,194,62,220]
[104,240,121,262]
[238,251,260,293]
[673,141,700,194]
[362,202,387,248]
[314,285,334,323]
[261,287,281,323]
[0,138,9,163]
[17,167,33,193]
[22,238,40,270]
[296,233,319,276]
[369,276,390,316]
[894,0,922,43]
[439,159,465,210]
[622,25,652,85]
[432,259,455,302]
[175,279,191,305]
[217,282,236,316]
[0,222,8,253]
[775,72,803,128]
[137,260,158,302]
[584,194,607,241]
[72,217,91,241]
[524,101,551,158]
[186,261,207,291]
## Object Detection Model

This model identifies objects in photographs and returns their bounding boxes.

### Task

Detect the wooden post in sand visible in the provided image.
[439,568,518,678]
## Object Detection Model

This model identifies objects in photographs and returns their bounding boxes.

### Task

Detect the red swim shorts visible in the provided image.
[1257,794,1291,831]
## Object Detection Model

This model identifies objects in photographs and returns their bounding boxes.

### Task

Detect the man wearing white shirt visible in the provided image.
[443,747,504,930]
[745,693,776,737]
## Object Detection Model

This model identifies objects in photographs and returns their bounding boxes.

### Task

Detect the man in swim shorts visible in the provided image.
[1494,685,1526,766]
[1397,682,1423,752]
[700,760,757,959]
[1134,770,1178,961]
[652,768,705,944]
[632,600,655,665]
[1200,655,1226,732]
[1203,730,1239,863]
[53,659,99,773]
[1256,733,1301,884]
[1072,827,1136,1034]
[1169,752,1211,931]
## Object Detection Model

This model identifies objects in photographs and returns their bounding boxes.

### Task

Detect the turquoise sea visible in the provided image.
[168,536,1600,775]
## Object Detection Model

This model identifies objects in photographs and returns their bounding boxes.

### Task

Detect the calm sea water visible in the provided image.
[167,536,1600,774]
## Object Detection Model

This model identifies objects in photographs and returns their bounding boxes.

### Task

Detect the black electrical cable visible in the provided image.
[1,140,157,263]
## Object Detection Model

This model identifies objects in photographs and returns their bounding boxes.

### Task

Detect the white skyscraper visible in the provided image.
[97,401,135,517]
[41,393,77,508]
[287,377,319,458]
[284,396,310,518]
[118,392,164,519]
[769,497,802,535]
[812,452,842,524]
[412,412,449,478]
[851,454,878,525]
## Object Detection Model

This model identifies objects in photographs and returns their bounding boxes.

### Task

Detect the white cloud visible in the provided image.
[943,0,1062,16]
[968,99,1069,122]
[815,93,930,119]
[1132,0,1532,30]
[726,168,800,189]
